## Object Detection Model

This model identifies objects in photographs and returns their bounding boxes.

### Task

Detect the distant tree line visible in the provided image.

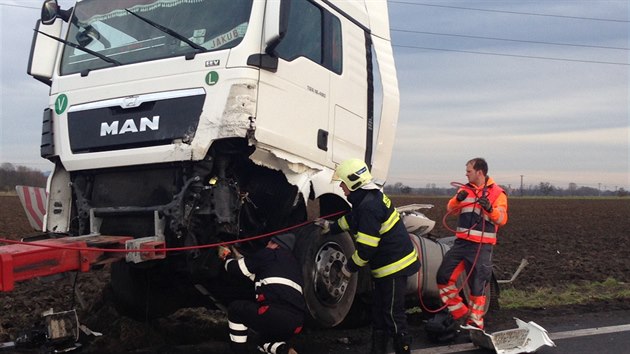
[384,181,629,197]
[0,163,47,192]
[1,164,627,198]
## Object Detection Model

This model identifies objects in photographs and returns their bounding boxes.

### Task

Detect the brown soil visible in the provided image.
[1,195,629,353]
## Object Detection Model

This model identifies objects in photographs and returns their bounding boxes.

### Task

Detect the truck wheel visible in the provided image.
[294,225,357,328]
[487,275,501,313]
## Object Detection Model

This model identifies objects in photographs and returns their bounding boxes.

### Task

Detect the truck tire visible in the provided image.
[487,274,501,313]
[294,224,357,328]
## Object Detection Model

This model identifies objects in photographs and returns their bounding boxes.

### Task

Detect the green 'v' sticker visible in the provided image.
[55,94,68,115]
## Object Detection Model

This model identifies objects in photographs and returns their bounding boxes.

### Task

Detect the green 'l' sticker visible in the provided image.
[55,94,68,115]
[205,71,219,86]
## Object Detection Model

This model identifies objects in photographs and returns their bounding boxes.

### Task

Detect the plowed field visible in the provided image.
[1,195,629,353]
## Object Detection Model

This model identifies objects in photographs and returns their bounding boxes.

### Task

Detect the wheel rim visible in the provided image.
[312,241,350,305]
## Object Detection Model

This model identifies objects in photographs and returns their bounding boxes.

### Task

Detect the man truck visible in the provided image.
[2,0,497,330]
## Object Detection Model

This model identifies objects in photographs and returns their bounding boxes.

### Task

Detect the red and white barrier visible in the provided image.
[15,185,48,231]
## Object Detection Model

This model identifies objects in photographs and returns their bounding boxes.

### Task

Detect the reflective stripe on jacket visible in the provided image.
[447,177,508,245]
[331,189,420,279]
[225,247,306,312]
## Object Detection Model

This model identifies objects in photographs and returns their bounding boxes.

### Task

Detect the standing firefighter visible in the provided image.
[220,233,305,354]
[437,157,508,330]
[315,158,420,354]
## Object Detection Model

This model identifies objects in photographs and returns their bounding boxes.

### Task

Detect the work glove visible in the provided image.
[456,190,469,202]
[217,245,232,261]
[314,218,331,234]
[478,197,493,213]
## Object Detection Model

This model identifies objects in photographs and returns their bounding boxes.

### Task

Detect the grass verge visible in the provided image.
[499,278,630,309]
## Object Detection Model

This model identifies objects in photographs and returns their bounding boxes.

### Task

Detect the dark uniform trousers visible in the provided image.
[436,238,493,297]
[228,300,302,354]
[372,275,408,334]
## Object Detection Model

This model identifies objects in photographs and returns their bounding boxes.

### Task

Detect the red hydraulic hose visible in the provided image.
[0,211,346,253]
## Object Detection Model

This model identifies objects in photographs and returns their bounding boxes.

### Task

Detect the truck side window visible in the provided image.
[327,15,342,74]
[275,0,342,74]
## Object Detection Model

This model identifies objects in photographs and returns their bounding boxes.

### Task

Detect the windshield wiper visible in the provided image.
[36,29,121,66]
[124,9,208,54]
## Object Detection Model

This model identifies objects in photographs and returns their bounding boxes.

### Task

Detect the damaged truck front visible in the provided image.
[27,0,400,327]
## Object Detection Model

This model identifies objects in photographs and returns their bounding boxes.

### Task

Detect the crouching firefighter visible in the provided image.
[435,158,508,333]
[219,233,305,354]
[315,158,420,354]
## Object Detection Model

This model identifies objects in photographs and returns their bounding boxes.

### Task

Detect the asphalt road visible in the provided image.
[407,309,630,354]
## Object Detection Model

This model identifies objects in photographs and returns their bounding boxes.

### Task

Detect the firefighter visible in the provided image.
[436,157,508,330]
[219,233,305,354]
[315,158,420,354]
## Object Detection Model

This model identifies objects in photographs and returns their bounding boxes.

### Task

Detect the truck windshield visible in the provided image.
[60,0,253,75]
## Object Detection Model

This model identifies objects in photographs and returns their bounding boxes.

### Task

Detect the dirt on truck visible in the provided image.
[1,195,629,353]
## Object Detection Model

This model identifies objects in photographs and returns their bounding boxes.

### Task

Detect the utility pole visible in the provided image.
[520,175,524,197]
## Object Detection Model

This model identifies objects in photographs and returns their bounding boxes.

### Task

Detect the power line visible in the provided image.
[393,43,630,66]
[0,3,39,10]
[4,0,628,23]
[389,1,630,23]
[391,28,630,51]
[2,2,627,65]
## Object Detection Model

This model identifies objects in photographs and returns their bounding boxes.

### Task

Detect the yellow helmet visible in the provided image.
[333,159,373,191]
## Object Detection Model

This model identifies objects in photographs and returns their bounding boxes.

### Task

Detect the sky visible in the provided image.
[0,0,628,192]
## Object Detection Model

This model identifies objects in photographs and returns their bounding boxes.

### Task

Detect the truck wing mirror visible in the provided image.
[41,0,72,25]
[41,0,59,25]
[28,19,63,85]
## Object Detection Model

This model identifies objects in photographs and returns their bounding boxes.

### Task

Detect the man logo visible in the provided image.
[100,116,160,136]
[122,96,141,108]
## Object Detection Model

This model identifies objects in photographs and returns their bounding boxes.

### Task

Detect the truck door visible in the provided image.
[255,0,338,164]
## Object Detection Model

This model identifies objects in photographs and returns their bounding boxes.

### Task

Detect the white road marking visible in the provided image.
[408,324,630,354]
[549,324,630,340]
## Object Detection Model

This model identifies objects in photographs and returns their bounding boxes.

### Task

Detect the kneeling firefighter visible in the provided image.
[220,233,305,354]
[315,158,420,354]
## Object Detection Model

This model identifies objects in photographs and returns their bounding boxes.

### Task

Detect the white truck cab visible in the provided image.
[28,0,399,327]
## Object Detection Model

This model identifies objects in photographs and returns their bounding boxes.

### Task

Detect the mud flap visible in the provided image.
[462,317,555,354]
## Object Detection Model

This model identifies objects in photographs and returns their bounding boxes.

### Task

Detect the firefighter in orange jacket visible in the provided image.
[436,157,508,330]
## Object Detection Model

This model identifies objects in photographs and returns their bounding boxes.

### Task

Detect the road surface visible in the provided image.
[408,309,630,354]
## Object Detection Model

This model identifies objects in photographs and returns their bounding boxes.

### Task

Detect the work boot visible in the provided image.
[425,311,457,343]
[393,332,412,354]
[231,342,250,354]
[370,329,389,354]
[258,342,297,354]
